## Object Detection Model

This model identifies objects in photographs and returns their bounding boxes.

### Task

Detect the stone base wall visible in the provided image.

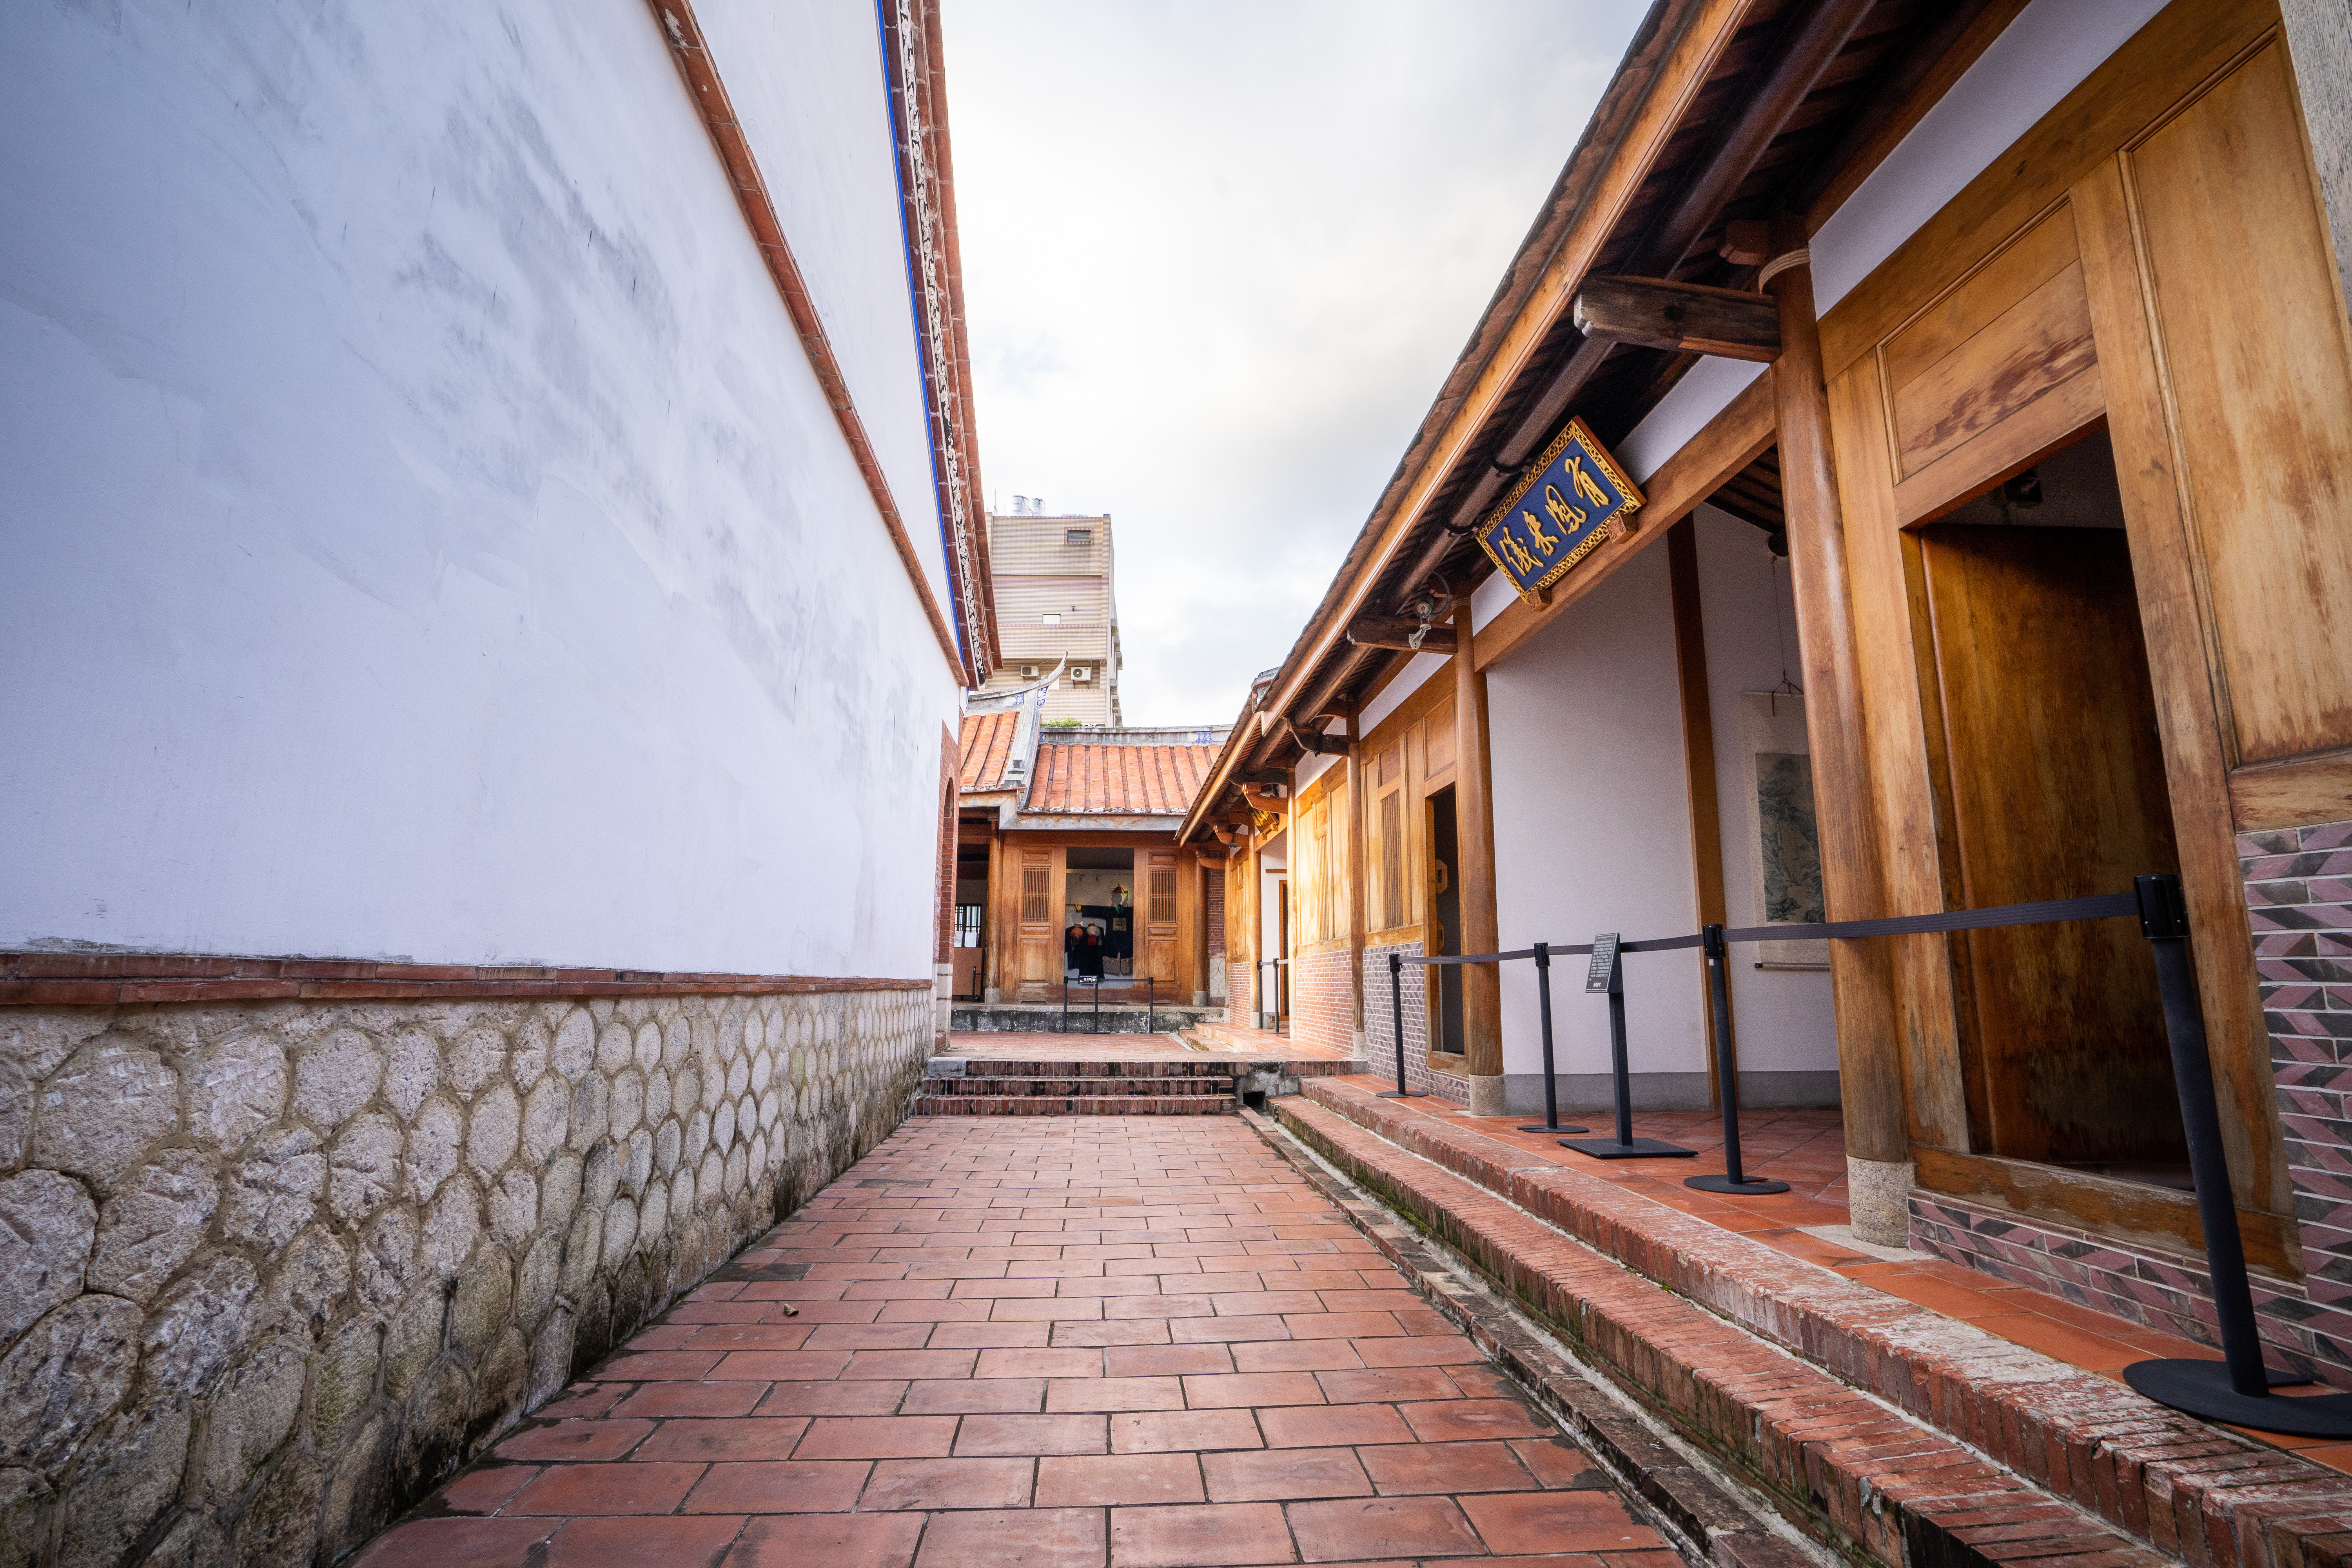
[0,985,930,1566]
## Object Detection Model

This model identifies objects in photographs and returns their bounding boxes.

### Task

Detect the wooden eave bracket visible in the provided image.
[1572,275,1780,363]
[1345,615,1457,654]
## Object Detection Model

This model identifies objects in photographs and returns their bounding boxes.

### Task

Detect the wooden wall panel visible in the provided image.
[1826,356,1973,1152]
[2075,156,2285,1214]
[2124,39,2352,766]
[1875,204,2107,526]
[1013,846,1064,998]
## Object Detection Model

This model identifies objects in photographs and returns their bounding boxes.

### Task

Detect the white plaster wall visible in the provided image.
[1690,507,1839,1073]
[0,0,960,975]
[697,0,954,620]
[1486,545,1706,1078]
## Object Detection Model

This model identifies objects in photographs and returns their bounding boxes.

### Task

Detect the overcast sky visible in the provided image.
[944,0,1642,726]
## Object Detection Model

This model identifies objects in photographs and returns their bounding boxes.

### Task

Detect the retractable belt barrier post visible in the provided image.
[1380,952,1425,1099]
[1517,942,1586,1134]
[1404,872,2352,1434]
[1558,933,1693,1159]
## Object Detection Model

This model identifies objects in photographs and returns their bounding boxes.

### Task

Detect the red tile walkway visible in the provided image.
[1343,1081,2352,1471]
[354,1116,1677,1567]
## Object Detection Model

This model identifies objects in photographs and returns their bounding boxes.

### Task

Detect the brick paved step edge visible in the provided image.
[920,1077,1235,1096]
[1234,1108,1828,1568]
[911,1095,1236,1116]
[1287,1081,2352,1568]
[933,1058,1364,1078]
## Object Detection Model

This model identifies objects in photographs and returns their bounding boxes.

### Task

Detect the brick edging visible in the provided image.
[1290,1080,2352,1568]
[0,951,933,1006]
[1236,1107,1821,1568]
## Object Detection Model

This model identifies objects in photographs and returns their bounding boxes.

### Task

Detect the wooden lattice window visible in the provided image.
[1148,869,1177,924]
[1021,863,1050,922]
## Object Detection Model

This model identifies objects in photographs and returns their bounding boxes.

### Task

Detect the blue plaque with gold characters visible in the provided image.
[1476,417,1645,603]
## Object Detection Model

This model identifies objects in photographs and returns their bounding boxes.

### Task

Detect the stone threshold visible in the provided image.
[1284,1078,2352,1568]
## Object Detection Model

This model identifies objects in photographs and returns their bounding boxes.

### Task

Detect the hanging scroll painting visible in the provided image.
[1740,691,1828,970]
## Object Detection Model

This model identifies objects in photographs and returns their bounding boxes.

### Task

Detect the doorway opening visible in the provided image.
[953,840,989,1000]
[1064,846,1135,982]
[1915,428,2186,1185]
[1428,786,1465,1061]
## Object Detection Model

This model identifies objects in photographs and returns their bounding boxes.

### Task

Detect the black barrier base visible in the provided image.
[2123,1360,2352,1437]
[1520,1122,1589,1134]
[1377,1089,1428,1099]
[1559,1136,1695,1159]
[1684,1173,1788,1194]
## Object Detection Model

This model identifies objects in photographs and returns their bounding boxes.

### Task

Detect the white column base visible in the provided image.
[1846,1156,1916,1249]
[1467,1074,1506,1118]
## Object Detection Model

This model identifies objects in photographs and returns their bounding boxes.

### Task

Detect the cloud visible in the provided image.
[945,0,1639,723]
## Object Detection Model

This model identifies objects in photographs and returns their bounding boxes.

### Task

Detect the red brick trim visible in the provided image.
[0,952,930,1007]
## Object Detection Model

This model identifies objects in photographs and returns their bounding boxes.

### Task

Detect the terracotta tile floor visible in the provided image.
[947,1031,1356,1062]
[354,1117,1675,1567]
[1338,1080,2352,1470]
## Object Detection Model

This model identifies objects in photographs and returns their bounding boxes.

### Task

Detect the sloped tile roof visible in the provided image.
[1027,743,1217,815]
[958,711,1019,791]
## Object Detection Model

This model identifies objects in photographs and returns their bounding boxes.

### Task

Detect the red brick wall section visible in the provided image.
[1228,959,1259,1023]
[1204,861,1226,958]
[1290,948,1354,1056]
[1363,939,1466,1102]
[1913,815,2352,1391]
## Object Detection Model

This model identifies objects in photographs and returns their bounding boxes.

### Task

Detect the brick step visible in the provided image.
[942,1060,1237,1078]
[914,1095,1237,1116]
[1282,1079,2352,1568]
[920,1076,1233,1097]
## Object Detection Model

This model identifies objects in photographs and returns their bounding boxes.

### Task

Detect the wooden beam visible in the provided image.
[1476,371,1775,671]
[1455,614,1504,1096]
[1345,616,1457,654]
[1666,519,1731,1109]
[1766,212,1911,1221]
[1573,276,1781,361]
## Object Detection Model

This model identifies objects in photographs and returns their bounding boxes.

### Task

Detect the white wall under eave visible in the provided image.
[1691,507,1840,1076]
[1486,544,1707,1087]
[696,0,955,621]
[0,0,960,976]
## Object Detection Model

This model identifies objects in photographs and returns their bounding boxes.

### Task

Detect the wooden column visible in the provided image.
[1345,702,1369,1048]
[1455,611,1505,1104]
[1666,518,1732,1107]
[1765,212,1911,1238]
[983,828,1005,1002]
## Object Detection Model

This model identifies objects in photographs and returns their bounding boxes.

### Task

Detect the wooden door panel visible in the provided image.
[2125,40,2352,765]
[1014,848,1062,997]
[1921,523,2183,1166]
[1892,260,2096,477]
[1142,851,1180,987]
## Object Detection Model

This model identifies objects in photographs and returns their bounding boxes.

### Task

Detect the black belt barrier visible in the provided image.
[1387,873,2352,1435]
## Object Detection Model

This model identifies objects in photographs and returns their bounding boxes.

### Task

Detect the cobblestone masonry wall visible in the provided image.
[0,986,930,1565]
[1363,940,1466,1102]
[1290,947,1354,1057]
[1911,815,2352,1392]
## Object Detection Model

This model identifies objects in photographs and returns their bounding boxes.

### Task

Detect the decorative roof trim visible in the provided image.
[880,0,1001,682]
[644,0,967,682]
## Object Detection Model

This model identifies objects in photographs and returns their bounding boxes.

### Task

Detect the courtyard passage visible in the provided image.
[354,1116,1681,1567]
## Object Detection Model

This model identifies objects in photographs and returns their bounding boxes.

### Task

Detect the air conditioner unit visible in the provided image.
[1018,664,1040,679]
[1070,667,1093,682]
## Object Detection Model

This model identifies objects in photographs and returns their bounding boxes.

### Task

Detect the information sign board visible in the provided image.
[1477,416,1645,603]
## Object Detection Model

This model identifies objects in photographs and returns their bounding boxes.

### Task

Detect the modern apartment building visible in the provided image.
[978,507,1123,723]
